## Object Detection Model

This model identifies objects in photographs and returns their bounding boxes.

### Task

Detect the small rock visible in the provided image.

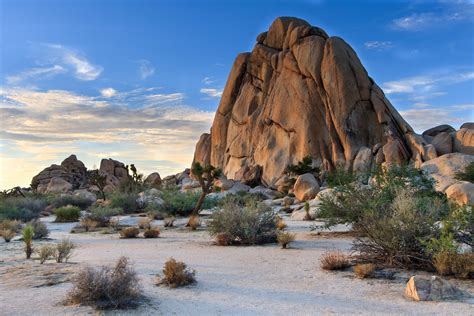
[404,275,465,301]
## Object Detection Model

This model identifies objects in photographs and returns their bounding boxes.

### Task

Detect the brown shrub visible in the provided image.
[36,244,56,264]
[120,227,139,239]
[164,216,175,227]
[277,232,295,249]
[143,226,160,238]
[156,258,196,288]
[0,220,21,232]
[65,256,142,309]
[320,251,351,271]
[215,233,231,246]
[434,252,474,279]
[354,263,375,278]
[187,215,201,230]
[138,217,152,230]
[80,217,99,232]
[276,219,287,230]
[55,238,75,263]
[1,229,15,242]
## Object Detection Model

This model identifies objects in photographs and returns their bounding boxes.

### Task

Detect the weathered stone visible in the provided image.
[460,122,474,129]
[192,133,211,166]
[431,132,452,155]
[282,196,294,207]
[293,173,320,201]
[405,275,465,301]
[445,182,474,206]
[61,155,87,189]
[453,128,474,155]
[144,172,162,187]
[45,177,73,193]
[422,144,437,161]
[214,178,234,191]
[353,147,372,172]
[421,153,474,192]
[73,189,97,203]
[422,125,456,141]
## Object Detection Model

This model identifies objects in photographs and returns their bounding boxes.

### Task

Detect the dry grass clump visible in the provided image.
[215,233,231,246]
[65,256,142,309]
[0,219,21,232]
[164,216,175,227]
[37,245,56,264]
[354,263,375,279]
[55,238,75,263]
[156,258,196,288]
[80,217,99,232]
[120,227,139,239]
[433,252,474,279]
[187,215,201,230]
[277,232,295,249]
[143,226,160,238]
[1,229,16,242]
[320,251,351,271]
[276,218,287,230]
[138,217,152,230]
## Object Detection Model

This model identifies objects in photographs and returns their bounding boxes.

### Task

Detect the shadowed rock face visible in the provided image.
[194,17,424,187]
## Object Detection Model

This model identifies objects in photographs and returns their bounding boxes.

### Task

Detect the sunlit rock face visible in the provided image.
[193,17,447,187]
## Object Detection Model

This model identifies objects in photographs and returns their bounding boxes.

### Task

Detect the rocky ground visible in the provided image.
[1,216,473,315]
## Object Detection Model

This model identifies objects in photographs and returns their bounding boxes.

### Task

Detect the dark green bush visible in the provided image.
[209,199,277,245]
[158,188,219,216]
[30,219,50,239]
[49,194,93,210]
[325,164,357,188]
[285,155,319,176]
[0,196,48,221]
[87,205,122,226]
[218,192,266,209]
[109,193,139,214]
[455,162,474,183]
[54,206,81,222]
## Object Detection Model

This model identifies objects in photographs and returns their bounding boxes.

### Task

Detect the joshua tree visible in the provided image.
[22,225,34,259]
[89,170,108,200]
[303,202,311,221]
[191,162,222,215]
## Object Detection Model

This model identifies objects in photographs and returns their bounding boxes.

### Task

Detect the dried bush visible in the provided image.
[50,194,93,210]
[163,216,175,227]
[30,219,49,239]
[54,206,81,222]
[143,226,160,238]
[215,233,231,246]
[55,238,75,263]
[277,232,295,249]
[276,218,287,230]
[354,263,375,279]
[120,227,139,239]
[80,216,99,232]
[209,199,277,245]
[37,244,56,264]
[138,217,152,229]
[433,252,474,279]
[156,258,196,288]
[320,251,351,271]
[0,219,21,232]
[22,225,34,259]
[1,229,15,242]
[0,196,48,221]
[65,256,142,309]
[187,215,201,230]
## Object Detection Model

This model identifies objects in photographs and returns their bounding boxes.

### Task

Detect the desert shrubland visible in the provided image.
[156,258,196,288]
[277,232,295,249]
[120,227,140,239]
[54,206,81,222]
[143,226,160,238]
[55,238,75,263]
[30,219,49,239]
[37,244,56,264]
[0,195,48,221]
[320,251,351,271]
[49,194,94,210]
[354,263,375,279]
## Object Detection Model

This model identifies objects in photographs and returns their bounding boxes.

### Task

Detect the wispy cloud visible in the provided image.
[138,59,155,79]
[202,76,216,85]
[200,88,222,98]
[400,105,473,132]
[364,41,393,50]
[100,88,117,98]
[6,65,66,84]
[47,44,103,80]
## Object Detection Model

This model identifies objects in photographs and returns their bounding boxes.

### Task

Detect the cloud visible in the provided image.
[364,41,393,50]
[200,88,223,98]
[138,59,155,79]
[400,105,472,132]
[202,77,216,85]
[382,70,474,95]
[46,44,103,80]
[6,65,66,84]
[100,88,117,98]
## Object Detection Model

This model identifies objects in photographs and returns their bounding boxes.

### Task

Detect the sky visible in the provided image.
[0,0,473,189]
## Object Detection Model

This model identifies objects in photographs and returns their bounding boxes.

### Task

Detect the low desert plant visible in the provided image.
[285,155,319,177]
[163,216,175,227]
[54,206,81,222]
[80,216,99,232]
[0,196,48,221]
[65,256,142,309]
[215,233,231,246]
[109,192,139,214]
[30,219,49,239]
[303,202,312,221]
[190,162,222,215]
[325,164,356,188]
[37,244,56,264]
[138,217,152,230]
[0,219,21,232]
[120,227,139,239]
[88,205,122,227]
[209,199,277,245]
[187,215,201,230]
[1,229,16,242]
[320,251,350,271]
[50,194,93,210]
[455,161,474,183]
[55,238,75,263]
[277,232,295,249]
[156,258,196,288]
[354,263,375,279]
[143,226,160,238]
[22,225,34,259]
[276,218,287,230]
[433,251,474,279]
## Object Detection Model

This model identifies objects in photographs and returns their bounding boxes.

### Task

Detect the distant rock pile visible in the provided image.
[193,16,473,188]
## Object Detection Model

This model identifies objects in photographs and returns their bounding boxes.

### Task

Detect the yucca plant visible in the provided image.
[22,225,34,259]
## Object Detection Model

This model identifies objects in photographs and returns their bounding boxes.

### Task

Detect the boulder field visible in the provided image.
[192,17,473,188]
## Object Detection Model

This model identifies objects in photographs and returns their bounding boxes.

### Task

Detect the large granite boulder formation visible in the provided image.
[193,17,435,187]
[99,158,130,191]
[32,155,87,192]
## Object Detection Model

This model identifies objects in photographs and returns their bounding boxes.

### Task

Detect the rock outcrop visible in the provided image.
[193,17,443,187]
[404,275,465,301]
[99,158,130,191]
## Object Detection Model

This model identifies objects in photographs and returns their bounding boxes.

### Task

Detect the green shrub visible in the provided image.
[325,164,357,188]
[109,193,139,214]
[285,155,319,176]
[209,199,277,245]
[49,194,93,210]
[65,256,142,309]
[30,219,50,239]
[218,192,265,209]
[158,188,219,216]
[0,196,48,221]
[1,229,15,242]
[22,225,34,259]
[87,205,122,227]
[455,162,474,183]
[54,206,81,222]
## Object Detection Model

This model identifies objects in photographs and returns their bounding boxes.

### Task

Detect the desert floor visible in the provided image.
[0,216,473,316]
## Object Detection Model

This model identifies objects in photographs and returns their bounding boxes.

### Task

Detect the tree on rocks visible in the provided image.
[88,170,108,200]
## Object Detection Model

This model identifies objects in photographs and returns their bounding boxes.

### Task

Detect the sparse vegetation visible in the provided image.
[433,252,474,279]
[55,238,75,263]
[285,155,319,176]
[54,206,81,222]
[190,162,222,215]
[277,232,295,249]
[65,256,142,309]
[0,196,48,221]
[325,164,356,188]
[303,202,311,221]
[22,225,34,259]
[109,192,139,214]
[30,219,49,239]
[37,244,56,264]
[80,216,99,232]
[138,217,152,229]
[455,161,474,183]
[209,199,277,245]
[120,227,139,239]
[276,217,287,230]
[143,226,160,238]
[88,205,122,227]
[354,263,375,279]
[187,215,201,230]
[156,258,196,288]
[88,170,108,200]
[320,251,351,271]
[1,229,16,242]
[50,194,93,210]
[163,216,175,227]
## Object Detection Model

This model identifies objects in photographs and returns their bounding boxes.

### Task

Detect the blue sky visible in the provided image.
[0,0,473,189]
